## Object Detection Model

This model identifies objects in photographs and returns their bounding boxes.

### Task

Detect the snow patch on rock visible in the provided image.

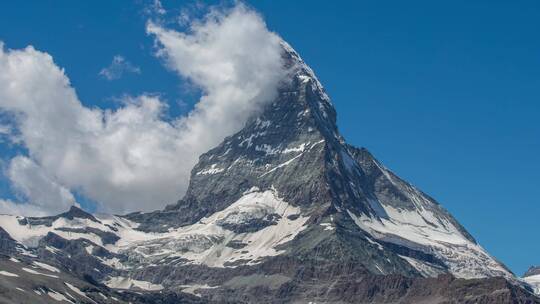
[106,276,164,291]
[0,270,18,277]
[21,267,58,278]
[196,164,225,175]
[33,261,60,273]
[523,274,540,295]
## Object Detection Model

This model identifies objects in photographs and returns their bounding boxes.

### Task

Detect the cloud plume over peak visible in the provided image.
[146,3,285,151]
[0,3,286,215]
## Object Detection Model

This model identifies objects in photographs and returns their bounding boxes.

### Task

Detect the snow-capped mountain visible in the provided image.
[0,42,538,303]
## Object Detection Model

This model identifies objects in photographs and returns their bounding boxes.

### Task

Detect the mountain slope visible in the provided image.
[0,42,537,303]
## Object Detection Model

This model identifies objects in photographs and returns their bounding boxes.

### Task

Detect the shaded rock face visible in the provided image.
[0,43,536,303]
[198,271,540,304]
[37,232,120,282]
[0,227,18,254]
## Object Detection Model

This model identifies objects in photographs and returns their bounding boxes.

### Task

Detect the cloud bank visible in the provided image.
[0,4,285,215]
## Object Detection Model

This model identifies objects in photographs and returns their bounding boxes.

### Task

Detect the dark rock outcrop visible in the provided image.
[0,227,18,254]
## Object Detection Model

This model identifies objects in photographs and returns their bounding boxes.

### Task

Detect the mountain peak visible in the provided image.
[16,205,100,227]
[279,40,339,135]
[59,205,98,222]
[126,43,511,281]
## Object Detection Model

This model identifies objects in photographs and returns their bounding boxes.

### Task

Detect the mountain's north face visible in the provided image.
[0,43,538,303]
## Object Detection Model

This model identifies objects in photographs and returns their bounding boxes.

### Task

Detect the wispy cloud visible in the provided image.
[99,55,141,80]
[143,0,166,16]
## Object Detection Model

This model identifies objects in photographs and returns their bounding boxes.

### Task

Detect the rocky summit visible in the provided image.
[0,42,538,304]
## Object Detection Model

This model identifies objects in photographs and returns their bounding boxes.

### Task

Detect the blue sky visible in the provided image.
[0,1,538,275]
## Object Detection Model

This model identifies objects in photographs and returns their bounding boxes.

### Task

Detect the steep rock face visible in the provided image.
[0,227,18,255]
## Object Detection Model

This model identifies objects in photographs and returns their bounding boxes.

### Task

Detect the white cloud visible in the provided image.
[144,0,166,16]
[0,124,12,143]
[99,55,141,80]
[0,124,10,135]
[0,4,286,215]
[3,156,76,216]
[0,199,48,216]
[146,3,285,154]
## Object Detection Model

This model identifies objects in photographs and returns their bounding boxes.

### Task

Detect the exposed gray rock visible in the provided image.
[37,232,119,281]
[18,206,101,227]
[0,227,18,255]
[0,255,127,304]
